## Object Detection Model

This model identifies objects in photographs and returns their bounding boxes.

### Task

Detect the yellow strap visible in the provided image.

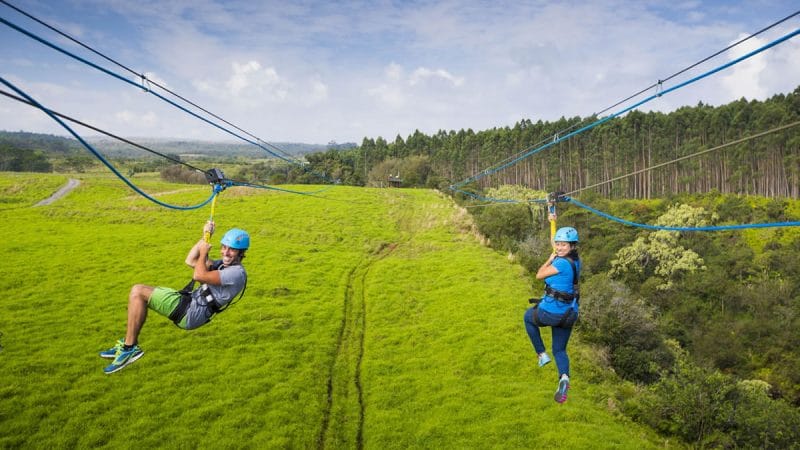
[204,193,219,243]
[550,215,557,251]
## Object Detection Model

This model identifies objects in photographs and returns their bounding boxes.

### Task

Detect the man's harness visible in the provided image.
[168,259,246,327]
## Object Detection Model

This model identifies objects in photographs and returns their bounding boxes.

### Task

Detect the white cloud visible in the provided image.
[142,72,169,90]
[193,60,290,106]
[409,68,464,87]
[720,35,769,100]
[308,77,328,102]
[368,63,465,110]
[114,110,158,127]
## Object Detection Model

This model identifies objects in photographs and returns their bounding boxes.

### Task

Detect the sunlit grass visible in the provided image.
[0,172,679,448]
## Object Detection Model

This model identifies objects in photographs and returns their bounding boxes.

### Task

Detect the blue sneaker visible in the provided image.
[103,345,144,374]
[554,375,569,404]
[99,339,124,359]
[538,352,551,368]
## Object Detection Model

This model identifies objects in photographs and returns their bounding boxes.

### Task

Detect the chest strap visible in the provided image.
[169,259,246,327]
[543,256,580,303]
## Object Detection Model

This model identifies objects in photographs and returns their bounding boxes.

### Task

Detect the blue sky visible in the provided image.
[1,0,799,144]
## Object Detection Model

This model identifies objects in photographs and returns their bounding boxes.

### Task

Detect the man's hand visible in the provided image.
[197,239,212,257]
[203,220,215,236]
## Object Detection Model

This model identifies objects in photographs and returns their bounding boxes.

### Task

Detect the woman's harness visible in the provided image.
[168,259,246,327]
[529,256,580,328]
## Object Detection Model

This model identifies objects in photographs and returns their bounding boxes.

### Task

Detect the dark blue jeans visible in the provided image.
[523,306,573,378]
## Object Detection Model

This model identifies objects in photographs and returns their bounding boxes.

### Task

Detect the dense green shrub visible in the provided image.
[633,354,800,448]
[580,274,674,383]
[471,203,533,252]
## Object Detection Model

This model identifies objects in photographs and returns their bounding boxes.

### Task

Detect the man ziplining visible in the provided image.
[100,220,249,374]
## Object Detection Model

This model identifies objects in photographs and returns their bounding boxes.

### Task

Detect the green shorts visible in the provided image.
[148,287,188,329]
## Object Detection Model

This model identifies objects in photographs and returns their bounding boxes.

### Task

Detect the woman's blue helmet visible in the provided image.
[554,226,578,243]
[221,228,250,250]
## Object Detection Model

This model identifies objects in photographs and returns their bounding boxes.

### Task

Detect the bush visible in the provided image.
[471,203,533,252]
[160,164,207,184]
[580,273,673,383]
[633,354,800,448]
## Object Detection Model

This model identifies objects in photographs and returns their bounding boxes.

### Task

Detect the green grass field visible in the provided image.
[0,172,680,449]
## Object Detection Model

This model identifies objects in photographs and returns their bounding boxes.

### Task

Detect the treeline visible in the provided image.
[302,86,800,198]
[466,187,800,447]
[0,131,81,172]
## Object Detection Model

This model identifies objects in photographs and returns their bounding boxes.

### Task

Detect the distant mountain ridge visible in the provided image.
[0,130,355,159]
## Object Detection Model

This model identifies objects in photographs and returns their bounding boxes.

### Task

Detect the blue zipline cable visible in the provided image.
[0,86,336,203]
[566,197,800,231]
[451,26,800,190]
[0,16,333,183]
[0,0,303,167]
[458,193,800,230]
[0,75,217,210]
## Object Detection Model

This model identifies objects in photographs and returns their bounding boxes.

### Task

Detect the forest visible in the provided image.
[284,86,800,199]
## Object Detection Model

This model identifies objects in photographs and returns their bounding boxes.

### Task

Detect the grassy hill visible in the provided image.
[0,172,678,448]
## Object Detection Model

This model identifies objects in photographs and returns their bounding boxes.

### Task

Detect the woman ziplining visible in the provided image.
[523,195,580,404]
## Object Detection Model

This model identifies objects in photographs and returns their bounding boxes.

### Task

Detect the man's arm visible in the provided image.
[192,240,222,285]
[185,221,215,267]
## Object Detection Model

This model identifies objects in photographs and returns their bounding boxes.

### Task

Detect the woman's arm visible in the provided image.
[536,252,560,280]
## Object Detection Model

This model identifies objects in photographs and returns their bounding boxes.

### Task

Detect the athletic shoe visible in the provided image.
[538,352,551,368]
[103,345,144,374]
[99,339,124,359]
[554,374,570,404]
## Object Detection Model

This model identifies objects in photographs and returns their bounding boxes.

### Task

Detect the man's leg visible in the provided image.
[126,284,154,346]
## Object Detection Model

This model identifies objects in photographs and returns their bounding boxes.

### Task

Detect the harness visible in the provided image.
[529,256,580,328]
[168,259,247,328]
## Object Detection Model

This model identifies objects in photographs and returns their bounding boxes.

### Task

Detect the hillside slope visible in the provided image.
[0,172,677,448]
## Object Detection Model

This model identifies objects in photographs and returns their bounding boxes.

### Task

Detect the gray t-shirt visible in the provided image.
[184,260,247,329]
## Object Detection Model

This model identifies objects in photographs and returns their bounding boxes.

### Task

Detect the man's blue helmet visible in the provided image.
[221,228,250,250]
[554,226,578,243]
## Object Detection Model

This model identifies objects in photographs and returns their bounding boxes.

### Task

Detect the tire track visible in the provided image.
[317,243,396,450]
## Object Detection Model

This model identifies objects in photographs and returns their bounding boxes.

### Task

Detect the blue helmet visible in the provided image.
[554,226,578,243]
[221,228,250,250]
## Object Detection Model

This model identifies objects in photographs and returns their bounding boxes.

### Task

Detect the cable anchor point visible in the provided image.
[205,168,231,193]
[547,191,567,204]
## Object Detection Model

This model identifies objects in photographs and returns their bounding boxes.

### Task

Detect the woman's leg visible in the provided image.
[551,325,573,377]
[523,307,546,354]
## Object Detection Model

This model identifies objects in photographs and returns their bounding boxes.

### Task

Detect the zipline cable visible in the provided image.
[0,0,307,169]
[0,87,336,204]
[457,120,800,208]
[564,120,800,197]
[566,196,800,231]
[0,15,333,182]
[1,84,338,206]
[592,9,800,119]
[452,13,800,190]
[0,75,217,210]
[450,26,800,191]
[0,88,208,174]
